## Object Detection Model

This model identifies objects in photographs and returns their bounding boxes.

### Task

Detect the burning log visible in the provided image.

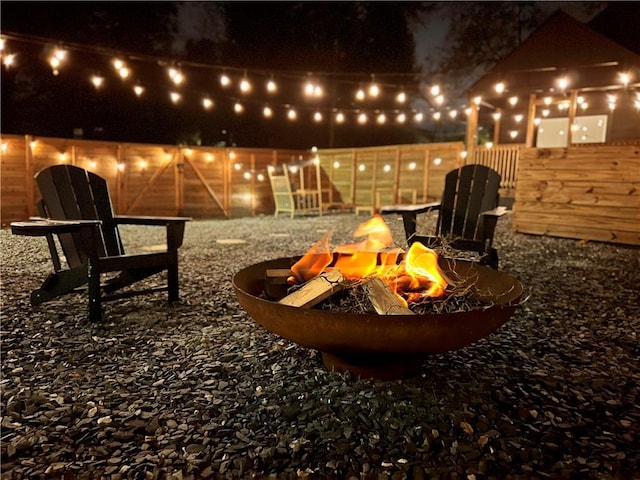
[278,269,345,308]
[265,268,293,299]
[365,277,414,315]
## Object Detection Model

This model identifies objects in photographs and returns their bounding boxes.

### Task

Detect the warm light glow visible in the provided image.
[263,106,273,118]
[3,53,15,67]
[430,85,440,96]
[413,112,424,122]
[534,117,541,126]
[112,58,124,70]
[133,85,144,97]
[358,164,366,172]
[240,78,252,93]
[556,76,569,90]
[494,82,505,94]
[58,152,67,162]
[396,112,406,123]
[433,157,442,166]
[544,96,552,105]
[257,173,265,181]
[408,162,416,170]
[234,102,244,113]
[118,67,130,79]
[509,130,518,139]
[435,94,444,106]
[542,109,550,117]
[205,153,214,162]
[355,88,365,101]
[234,162,242,170]
[460,151,467,159]
[448,110,457,119]
[492,112,501,121]
[473,96,482,106]
[508,96,518,106]
[333,161,340,169]
[313,111,323,122]
[202,97,213,109]
[139,160,148,169]
[376,113,386,124]
[433,111,441,121]
[514,114,523,123]
[170,92,181,104]
[117,163,125,172]
[266,79,277,93]
[383,164,392,173]
[243,171,252,180]
[368,83,380,97]
[1,143,7,153]
[168,68,184,85]
[396,91,406,103]
[357,112,367,124]
[91,75,104,89]
[485,142,494,149]
[220,74,231,87]
[335,112,345,123]
[618,72,631,86]
[287,108,297,120]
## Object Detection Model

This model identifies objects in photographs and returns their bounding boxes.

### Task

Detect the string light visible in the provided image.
[133,85,145,97]
[263,105,273,118]
[202,97,214,110]
[91,75,104,89]
[220,73,231,87]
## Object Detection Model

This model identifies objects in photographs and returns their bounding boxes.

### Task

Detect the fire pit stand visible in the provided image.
[233,256,523,380]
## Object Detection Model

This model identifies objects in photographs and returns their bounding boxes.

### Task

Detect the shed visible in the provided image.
[464,9,640,155]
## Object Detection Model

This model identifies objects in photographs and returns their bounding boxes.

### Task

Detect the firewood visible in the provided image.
[265,269,293,299]
[365,277,414,315]
[278,269,345,308]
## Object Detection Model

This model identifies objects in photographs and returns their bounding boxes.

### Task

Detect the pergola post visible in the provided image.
[567,89,578,145]
[525,93,537,147]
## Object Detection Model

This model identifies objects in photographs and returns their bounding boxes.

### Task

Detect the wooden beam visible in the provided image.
[525,94,537,148]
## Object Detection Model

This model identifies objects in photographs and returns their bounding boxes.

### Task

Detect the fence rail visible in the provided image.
[472,144,521,190]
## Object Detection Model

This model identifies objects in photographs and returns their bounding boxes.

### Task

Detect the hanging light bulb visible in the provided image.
[448,110,458,119]
[509,130,518,139]
[263,106,273,118]
[313,111,323,122]
[556,76,569,91]
[3,53,16,68]
[376,113,386,124]
[473,96,482,106]
[396,112,406,123]
[91,75,104,89]
[435,94,444,106]
[368,82,380,98]
[413,112,424,122]
[335,112,345,123]
[170,92,181,103]
[514,114,523,123]
[430,85,440,96]
[240,78,252,93]
[202,97,214,110]
[355,88,366,101]
[494,82,505,94]
[396,91,407,104]
[357,112,367,124]
[266,79,277,93]
[618,72,631,87]
[508,96,518,106]
[287,108,297,120]
[220,73,231,87]
[492,112,502,121]
[234,102,244,113]
[133,85,145,97]
[433,111,441,121]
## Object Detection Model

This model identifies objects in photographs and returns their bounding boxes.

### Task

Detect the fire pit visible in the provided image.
[233,255,522,380]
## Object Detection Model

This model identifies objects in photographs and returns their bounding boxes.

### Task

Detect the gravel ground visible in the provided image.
[1,212,639,479]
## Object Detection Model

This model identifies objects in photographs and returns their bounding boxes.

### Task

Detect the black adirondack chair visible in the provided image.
[10,164,191,322]
[380,164,507,269]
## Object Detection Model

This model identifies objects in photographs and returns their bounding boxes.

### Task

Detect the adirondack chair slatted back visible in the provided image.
[436,164,501,242]
[35,165,124,269]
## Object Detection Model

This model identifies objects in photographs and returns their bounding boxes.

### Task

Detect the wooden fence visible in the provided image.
[0,134,310,225]
[514,144,640,245]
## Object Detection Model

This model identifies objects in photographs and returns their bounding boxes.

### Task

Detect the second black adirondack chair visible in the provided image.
[380,164,507,269]
[10,164,191,322]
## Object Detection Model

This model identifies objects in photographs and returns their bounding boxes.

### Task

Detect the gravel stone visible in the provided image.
[1,212,639,479]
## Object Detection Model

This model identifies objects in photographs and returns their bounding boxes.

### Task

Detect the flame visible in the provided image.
[290,215,448,305]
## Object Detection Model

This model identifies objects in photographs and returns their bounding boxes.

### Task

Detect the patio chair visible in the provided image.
[380,164,507,269]
[10,164,191,322]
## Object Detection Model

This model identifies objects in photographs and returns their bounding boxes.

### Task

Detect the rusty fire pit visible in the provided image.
[233,256,522,380]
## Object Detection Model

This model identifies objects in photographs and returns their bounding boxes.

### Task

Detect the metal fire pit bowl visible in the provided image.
[233,256,523,380]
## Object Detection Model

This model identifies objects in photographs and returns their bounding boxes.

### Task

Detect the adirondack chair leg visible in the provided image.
[30,266,88,306]
[87,262,102,322]
[168,260,179,303]
[401,212,418,241]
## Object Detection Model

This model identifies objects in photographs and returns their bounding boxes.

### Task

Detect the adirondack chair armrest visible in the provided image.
[11,219,102,236]
[113,215,191,250]
[479,206,508,244]
[379,202,441,241]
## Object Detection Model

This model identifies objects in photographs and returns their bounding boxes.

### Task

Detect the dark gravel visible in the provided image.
[1,212,639,479]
